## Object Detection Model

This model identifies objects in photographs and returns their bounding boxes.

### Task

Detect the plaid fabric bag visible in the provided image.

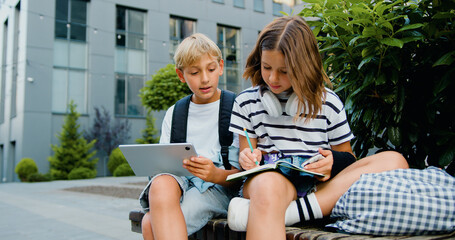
[327,167,455,235]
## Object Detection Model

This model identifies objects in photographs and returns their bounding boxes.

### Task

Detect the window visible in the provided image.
[52,0,88,113]
[212,0,224,3]
[169,16,196,61]
[234,0,245,8]
[0,20,7,123]
[254,0,264,12]
[115,6,146,116]
[273,0,283,16]
[217,25,241,94]
[11,2,20,118]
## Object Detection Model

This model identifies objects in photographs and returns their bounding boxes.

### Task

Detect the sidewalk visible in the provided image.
[0,176,149,240]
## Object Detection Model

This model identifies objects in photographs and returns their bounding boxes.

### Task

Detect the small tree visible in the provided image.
[85,106,131,156]
[15,158,38,182]
[300,0,455,170]
[136,112,160,144]
[139,63,191,111]
[49,101,98,180]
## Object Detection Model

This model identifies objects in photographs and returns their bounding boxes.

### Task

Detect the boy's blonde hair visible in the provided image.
[174,33,222,70]
[244,16,332,121]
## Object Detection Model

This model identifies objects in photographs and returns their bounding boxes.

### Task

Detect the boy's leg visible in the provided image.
[180,184,234,235]
[145,175,186,240]
[242,171,297,240]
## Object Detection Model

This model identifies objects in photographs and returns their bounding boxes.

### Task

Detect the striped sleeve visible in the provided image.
[325,90,354,145]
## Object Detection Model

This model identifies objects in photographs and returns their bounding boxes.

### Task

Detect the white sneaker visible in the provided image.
[227,197,303,231]
[227,197,250,231]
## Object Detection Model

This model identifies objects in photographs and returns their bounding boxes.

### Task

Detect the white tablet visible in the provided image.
[119,143,198,177]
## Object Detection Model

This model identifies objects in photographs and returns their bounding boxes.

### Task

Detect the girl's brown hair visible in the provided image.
[243,16,332,121]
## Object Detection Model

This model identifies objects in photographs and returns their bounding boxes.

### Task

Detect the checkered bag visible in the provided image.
[327,167,455,235]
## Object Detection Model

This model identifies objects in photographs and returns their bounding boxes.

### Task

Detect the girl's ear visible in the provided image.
[175,68,186,83]
[218,59,224,76]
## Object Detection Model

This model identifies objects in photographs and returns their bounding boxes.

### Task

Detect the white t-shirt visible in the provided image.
[161,100,222,164]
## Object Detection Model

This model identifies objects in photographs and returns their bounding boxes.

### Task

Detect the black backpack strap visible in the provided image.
[219,90,236,170]
[170,94,192,143]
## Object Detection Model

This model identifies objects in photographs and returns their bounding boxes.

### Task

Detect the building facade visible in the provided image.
[0,0,298,182]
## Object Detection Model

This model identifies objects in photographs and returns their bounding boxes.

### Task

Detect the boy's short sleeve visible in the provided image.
[159,105,174,144]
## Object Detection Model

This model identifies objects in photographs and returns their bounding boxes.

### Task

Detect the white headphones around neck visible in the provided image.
[259,86,300,117]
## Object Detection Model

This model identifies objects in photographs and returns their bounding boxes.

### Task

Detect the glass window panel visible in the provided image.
[52,69,67,112]
[128,10,145,34]
[55,20,68,39]
[54,39,69,67]
[116,7,125,31]
[70,23,86,41]
[169,17,177,39]
[182,20,195,38]
[127,49,145,74]
[69,41,86,68]
[71,0,86,24]
[115,74,126,115]
[234,0,245,8]
[115,48,126,72]
[68,70,86,113]
[55,0,68,21]
[273,1,283,15]
[254,0,264,12]
[127,75,144,116]
[127,33,144,49]
[116,33,125,47]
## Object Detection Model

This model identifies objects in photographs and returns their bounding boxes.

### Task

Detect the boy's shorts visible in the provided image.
[139,173,236,235]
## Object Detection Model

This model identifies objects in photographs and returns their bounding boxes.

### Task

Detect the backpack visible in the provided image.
[170,90,236,170]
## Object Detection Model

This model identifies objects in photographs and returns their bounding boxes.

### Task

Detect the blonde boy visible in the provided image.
[139,33,240,240]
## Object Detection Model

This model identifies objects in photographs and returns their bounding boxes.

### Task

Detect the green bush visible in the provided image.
[27,172,52,182]
[107,147,127,174]
[68,167,96,180]
[48,101,98,180]
[299,0,455,169]
[15,158,38,182]
[113,163,135,177]
[139,64,191,111]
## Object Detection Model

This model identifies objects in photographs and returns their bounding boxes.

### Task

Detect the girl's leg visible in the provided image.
[243,171,297,240]
[143,175,187,240]
[315,151,409,215]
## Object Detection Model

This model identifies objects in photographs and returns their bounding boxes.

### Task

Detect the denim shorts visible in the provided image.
[139,173,237,235]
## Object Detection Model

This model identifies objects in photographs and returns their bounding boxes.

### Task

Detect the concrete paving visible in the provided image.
[0,176,149,240]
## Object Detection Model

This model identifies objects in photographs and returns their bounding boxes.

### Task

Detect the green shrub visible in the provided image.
[48,101,98,180]
[140,64,191,111]
[15,158,38,182]
[27,172,52,182]
[299,0,455,169]
[68,167,96,180]
[107,147,127,174]
[113,163,135,177]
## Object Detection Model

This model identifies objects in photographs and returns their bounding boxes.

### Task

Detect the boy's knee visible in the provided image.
[382,151,409,169]
[149,175,181,205]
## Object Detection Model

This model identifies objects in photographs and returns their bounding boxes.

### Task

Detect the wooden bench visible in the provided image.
[129,209,455,240]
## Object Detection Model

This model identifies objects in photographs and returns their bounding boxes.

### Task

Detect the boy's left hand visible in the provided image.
[183,156,218,182]
[303,148,333,181]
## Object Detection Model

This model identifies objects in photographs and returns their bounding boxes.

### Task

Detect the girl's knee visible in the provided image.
[377,151,409,169]
[244,172,295,207]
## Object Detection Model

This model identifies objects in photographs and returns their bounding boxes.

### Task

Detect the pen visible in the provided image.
[243,127,258,165]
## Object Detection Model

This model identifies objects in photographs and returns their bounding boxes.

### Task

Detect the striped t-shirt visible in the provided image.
[229,86,354,158]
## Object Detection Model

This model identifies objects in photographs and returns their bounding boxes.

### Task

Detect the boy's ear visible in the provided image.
[175,68,186,83]
[218,59,224,76]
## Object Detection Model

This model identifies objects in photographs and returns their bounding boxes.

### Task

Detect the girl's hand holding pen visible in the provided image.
[239,148,261,170]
